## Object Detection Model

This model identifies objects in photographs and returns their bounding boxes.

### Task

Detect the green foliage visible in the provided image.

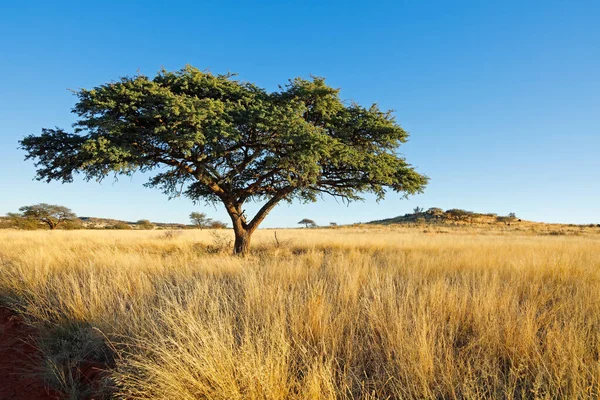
[16,203,76,230]
[20,66,427,252]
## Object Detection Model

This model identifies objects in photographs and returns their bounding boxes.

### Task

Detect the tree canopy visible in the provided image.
[17,203,76,230]
[189,212,212,229]
[298,218,317,228]
[20,66,428,254]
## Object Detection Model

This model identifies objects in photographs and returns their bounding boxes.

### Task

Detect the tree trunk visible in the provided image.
[233,227,252,256]
[223,189,292,256]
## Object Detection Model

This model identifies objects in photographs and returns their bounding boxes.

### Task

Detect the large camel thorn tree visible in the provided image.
[20,65,428,255]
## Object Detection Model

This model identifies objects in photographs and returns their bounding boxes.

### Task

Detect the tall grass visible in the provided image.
[0,228,599,399]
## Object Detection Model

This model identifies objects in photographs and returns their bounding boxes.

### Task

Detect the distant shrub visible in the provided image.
[7,214,40,230]
[548,230,566,236]
[57,219,84,230]
[496,213,517,225]
[106,222,132,230]
[445,209,473,221]
[209,220,228,229]
[426,207,444,215]
[136,219,155,230]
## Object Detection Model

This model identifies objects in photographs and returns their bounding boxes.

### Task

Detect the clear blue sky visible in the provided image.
[1,1,598,227]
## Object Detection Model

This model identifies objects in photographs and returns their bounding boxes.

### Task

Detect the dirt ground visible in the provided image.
[0,307,60,400]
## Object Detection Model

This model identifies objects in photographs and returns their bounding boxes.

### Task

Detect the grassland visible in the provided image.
[0,226,599,399]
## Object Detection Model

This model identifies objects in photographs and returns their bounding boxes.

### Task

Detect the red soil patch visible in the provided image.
[0,307,61,400]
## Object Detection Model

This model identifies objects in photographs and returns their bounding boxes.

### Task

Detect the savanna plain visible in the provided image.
[1,226,599,399]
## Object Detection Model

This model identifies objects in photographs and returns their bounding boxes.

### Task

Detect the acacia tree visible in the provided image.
[189,212,212,229]
[18,203,76,230]
[20,66,427,255]
[298,218,317,228]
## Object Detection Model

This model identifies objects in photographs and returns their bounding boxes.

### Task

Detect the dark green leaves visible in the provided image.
[20,65,427,216]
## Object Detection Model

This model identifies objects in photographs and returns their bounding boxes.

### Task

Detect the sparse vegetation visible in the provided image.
[0,226,598,399]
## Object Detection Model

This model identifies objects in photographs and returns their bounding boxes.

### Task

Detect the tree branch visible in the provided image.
[247,187,294,232]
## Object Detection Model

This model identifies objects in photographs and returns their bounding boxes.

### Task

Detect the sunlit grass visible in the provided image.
[0,227,599,399]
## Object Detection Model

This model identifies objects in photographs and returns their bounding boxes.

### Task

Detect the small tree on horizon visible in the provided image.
[20,66,427,255]
[17,203,76,230]
[298,218,317,228]
[189,212,212,229]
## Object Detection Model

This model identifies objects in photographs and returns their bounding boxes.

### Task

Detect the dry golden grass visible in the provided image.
[0,226,599,399]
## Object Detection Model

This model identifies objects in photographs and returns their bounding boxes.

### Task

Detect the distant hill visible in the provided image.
[369,208,524,226]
